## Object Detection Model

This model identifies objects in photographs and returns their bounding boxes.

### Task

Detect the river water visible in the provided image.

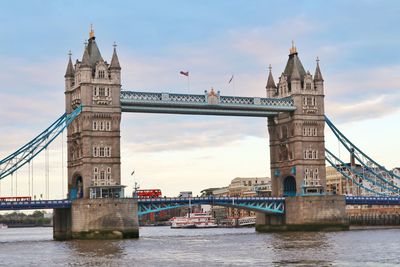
[0,227,399,266]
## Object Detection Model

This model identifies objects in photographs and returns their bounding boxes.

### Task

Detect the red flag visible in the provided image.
[180,71,189,77]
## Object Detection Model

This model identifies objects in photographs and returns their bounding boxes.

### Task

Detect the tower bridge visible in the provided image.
[1,29,399,239]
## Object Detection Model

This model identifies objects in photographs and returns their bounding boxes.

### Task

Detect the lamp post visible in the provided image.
[131,170,139,198]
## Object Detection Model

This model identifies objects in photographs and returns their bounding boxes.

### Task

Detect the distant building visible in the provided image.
[228,177,270,197]
[205,177,271,223]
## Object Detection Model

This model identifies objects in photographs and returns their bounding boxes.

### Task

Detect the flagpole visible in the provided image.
[232,74,236,95]
[187,75,190,93]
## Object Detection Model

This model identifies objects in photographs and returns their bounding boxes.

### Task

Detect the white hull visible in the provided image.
[170,212,218,229]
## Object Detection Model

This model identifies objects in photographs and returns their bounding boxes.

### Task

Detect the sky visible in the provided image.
[0,0,399,198]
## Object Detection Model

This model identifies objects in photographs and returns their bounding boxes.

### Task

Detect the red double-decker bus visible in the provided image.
[0,196,32,202]
[135,189,162,198]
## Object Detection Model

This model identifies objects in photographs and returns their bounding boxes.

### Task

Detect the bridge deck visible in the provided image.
[1,196,399,211]
[120,91,296,117]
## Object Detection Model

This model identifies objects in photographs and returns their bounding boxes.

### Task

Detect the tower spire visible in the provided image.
[291,57,301,81]
[266,64,277,89]
[89,24,95,39]
[289,40,297,55]
[314,57,324,82]
[110,42,121,70]
[64,50,74,78]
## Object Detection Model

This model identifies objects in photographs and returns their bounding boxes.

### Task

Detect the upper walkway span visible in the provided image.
[120,91,296,117]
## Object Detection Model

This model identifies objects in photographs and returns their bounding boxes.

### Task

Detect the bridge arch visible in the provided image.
[283,176,296,196]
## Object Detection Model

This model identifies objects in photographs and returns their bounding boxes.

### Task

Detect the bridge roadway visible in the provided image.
[1,196,400,213]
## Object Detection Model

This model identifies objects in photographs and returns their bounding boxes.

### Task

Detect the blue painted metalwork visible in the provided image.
[120,91,295,117]
[1,196,396,211]
[137,196,285,216]
[325,116,400,193]
[345,196,400,205]
[325,148,397,196]
[0,199,71,210]
[0,106,82,180]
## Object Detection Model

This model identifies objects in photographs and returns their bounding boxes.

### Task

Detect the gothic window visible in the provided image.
[99,147,105,157]
[99,87,105,96]
[94,167,98,173]
[106,88,110,97]
[93,121,97,130]
[107,167,111,173]
[93,87,98,96]
[93,147,98,157]
[100,121,104,131]
[106,121,111,131]
[306,82,311,90]
[100,171,105,180]
[98,70,105,79]
[313,128,317,136]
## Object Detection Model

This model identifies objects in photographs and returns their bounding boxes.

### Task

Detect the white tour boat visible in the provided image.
[0,223,8,229]
[170,212,218,229]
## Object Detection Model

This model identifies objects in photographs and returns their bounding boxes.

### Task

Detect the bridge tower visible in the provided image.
[54,28,138,240]
[64,28,123,199]
[267,44,326,197]
[256,44,348,232]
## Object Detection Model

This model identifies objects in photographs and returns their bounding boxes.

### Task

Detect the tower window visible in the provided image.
[98,70,105,79]
[106,121,111,131]
[99,147,105,157]
[99,87,105,96]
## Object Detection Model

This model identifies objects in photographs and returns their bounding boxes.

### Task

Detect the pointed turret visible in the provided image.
[81,46,90,67]
[282,45,306,83]
[266,65,277,89]
[290,59,301,81]
[110,42,121,70]
[314,57,324,82]
[64,51,74,78]
[266,65,277,98]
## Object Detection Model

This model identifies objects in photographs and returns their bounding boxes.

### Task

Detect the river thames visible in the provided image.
[0,227,399,266]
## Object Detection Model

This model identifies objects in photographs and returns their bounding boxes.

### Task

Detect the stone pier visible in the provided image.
[256,195,349,232]
[53,198,139,240]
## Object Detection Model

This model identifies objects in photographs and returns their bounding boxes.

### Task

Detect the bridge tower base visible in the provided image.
[53,198,139,240]
[256,195,349,232]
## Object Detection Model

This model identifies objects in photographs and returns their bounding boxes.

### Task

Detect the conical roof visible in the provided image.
[266,65,277,88]
[314,58,324,82]
[87,36,104,67]
[64,54,74,78]
[81,46,90,67]
[283,52,306,82]
[110,46,121,70]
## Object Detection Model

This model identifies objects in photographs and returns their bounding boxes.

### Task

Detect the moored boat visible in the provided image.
[170,212,218,228]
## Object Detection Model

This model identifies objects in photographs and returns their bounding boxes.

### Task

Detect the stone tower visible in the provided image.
[267,43,326,197]
[64,28,122,199]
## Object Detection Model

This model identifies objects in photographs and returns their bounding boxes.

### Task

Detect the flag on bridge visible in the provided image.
[180,71,189,77]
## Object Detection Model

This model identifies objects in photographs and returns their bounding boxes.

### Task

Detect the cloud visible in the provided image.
[121,114,268,153]
[325,65,400,123]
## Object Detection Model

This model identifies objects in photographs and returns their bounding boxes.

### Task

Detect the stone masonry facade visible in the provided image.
[64,29,122,199]
[266,44,326,196]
